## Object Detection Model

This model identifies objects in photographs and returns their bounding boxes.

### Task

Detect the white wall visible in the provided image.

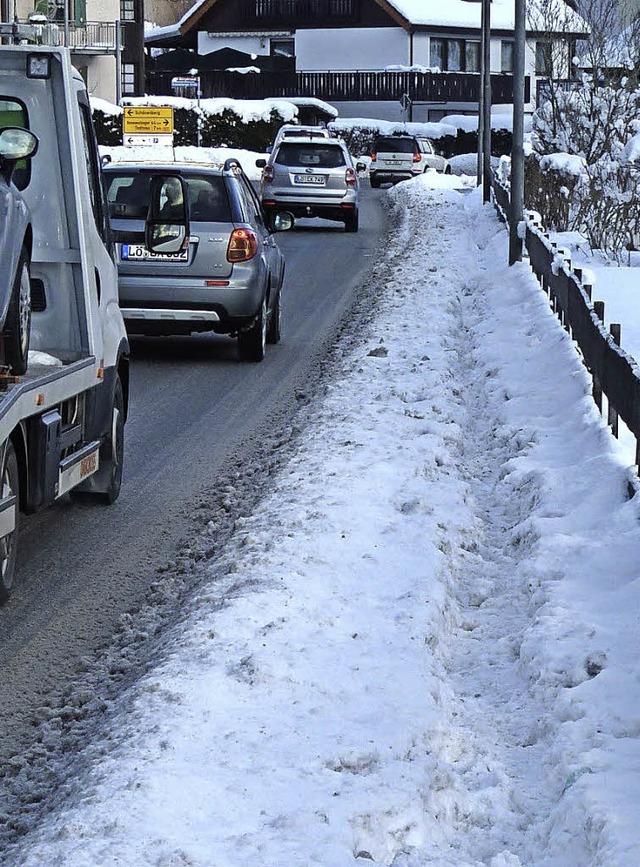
[296,27,408,70]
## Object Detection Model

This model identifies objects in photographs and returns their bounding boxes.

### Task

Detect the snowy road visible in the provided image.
[3,176,640,865]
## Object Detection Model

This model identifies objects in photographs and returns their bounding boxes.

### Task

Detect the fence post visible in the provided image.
[609,324,621,438]
[592,300,605,413]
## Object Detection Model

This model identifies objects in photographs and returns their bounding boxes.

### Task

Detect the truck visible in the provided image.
[0,42,190,601]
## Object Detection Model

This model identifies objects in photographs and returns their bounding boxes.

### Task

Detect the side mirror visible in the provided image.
[356,161,366,172]
[145,174,190,254]
[0,126,38,183]
[256,158,267,168]
[269,211,294,232]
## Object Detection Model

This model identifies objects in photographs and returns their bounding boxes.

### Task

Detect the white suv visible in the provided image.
[369,134,451,187]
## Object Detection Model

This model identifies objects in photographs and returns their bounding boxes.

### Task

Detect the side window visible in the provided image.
[238,174,266,227]
[78,101,109,244]
[0,98,30,190]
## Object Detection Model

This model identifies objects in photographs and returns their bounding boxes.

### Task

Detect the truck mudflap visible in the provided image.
[0,490,17,539]
[57,440,100,498]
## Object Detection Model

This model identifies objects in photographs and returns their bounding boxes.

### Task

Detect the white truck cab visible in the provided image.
[0,43,189,600]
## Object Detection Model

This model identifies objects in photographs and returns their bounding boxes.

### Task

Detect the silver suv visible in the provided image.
[104,158,289,362]
[257,136,361,232]
[0,125,39,375]
[369,135,451,187]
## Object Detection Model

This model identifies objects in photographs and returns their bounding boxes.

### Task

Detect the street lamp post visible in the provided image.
[482,0,492,202]
[509,0,526,264]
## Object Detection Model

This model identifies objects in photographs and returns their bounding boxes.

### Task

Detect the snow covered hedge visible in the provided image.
[527,78,640,257]
[91,96,297,151]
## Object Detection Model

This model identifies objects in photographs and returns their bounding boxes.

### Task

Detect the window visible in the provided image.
[79,101,109,243]
[120,0,135,20]
[430,37,481,72]
[0,98,30,190]
[274,143,346,168]
[536,42,553,76]
[270,38,294,58]
[122,63,136,96]
[501,41,514,73]
[466,41,480,73]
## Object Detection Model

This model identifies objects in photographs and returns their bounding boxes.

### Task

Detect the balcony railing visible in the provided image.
[240,0,359,25]
[11,19,117,52]
[146,69,529,105]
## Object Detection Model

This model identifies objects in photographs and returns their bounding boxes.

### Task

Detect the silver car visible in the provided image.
[257,136,361,232]
[369,134,451,187]
[0,125,39,375]
[104,159,288,362]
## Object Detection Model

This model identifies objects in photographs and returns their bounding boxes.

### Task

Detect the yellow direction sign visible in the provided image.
[123,106,174,135]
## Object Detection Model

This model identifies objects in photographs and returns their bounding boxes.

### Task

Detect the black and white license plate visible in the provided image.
[293,174,326,186]
[121,243,189,262]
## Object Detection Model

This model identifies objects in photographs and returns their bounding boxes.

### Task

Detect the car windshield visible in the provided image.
[376,138,415,153]
[106,172,232,222]
[274,143,346,168]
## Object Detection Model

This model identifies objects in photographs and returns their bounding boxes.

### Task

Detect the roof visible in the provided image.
[381,0,586,31]
[146,0,588,43]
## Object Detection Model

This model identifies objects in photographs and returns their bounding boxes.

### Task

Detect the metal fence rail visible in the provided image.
[493,175,640,482]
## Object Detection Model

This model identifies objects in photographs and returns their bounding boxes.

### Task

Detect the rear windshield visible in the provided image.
[105,172,232,222]
[376,137,416,153]
[274,143,346,168]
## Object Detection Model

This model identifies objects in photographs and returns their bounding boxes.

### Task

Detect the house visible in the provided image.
[0,0,144,102]
[145,0,588,121]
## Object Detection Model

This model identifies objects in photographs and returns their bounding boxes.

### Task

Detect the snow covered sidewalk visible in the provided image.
[5,178,640,866]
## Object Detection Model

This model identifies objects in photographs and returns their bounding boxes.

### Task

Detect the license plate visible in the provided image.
[293,174,325,186]
[121,243,189,262]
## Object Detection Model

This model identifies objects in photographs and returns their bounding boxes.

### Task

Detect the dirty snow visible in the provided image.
[4,174,640,866]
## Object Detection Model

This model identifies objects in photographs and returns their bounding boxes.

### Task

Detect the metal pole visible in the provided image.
[197,75,202,147]
[63,0,69,47]
[509,0,526,264]
[482,0,492,202]
[477,3,485,186]
[115,19,122,105]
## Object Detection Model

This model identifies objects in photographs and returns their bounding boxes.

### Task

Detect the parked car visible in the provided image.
[369,134,451,187]
[104,158,291,362]
[269,124,332,151]
[0,125,39,375]
[257,136,363,232]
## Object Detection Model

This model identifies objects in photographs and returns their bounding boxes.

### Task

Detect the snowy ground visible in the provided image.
[4,175,640,866]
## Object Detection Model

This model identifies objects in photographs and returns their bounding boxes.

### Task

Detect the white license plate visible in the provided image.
[121,243,189,262]
[293,174,326,186]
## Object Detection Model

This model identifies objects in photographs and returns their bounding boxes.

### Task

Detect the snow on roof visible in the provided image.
[363,0,587,32]
[147,0,586,39]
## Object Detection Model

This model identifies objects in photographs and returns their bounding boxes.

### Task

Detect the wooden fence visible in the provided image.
[145,69,529,105]
[492,176,640,486]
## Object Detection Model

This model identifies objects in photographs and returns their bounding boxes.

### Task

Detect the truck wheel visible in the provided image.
[238,298,266,362]
[266,289,281,345]
[369,175,380,189]
[3,248,31,376]
[344,211,359,233]
[0,441,19,603]
[98,376,125,504]
[73,376,125,505]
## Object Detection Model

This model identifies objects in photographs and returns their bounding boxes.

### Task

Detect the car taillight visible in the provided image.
[345,167,357,186]
[227,228,258,262]
[262,165,274,184]
[413,151,421,163]
[370,150,377,161]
